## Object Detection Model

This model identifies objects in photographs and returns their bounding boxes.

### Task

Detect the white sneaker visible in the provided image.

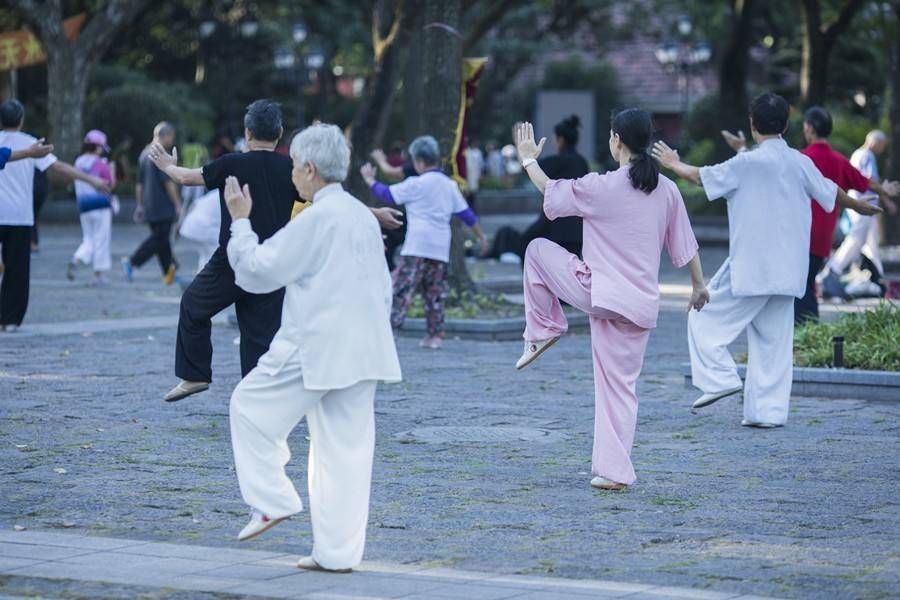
[590,476,626,491]
[419,336,443,349]
[692,386,742,409]
[741,419,782,429]
[237,510,287,542]
[296,555,352,574]
[2,324,18,333]
[515,337,560,370]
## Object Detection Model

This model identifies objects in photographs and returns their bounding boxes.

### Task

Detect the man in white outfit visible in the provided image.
[824,130,897,296]
[653,93,881,428]
[224,123,402,572]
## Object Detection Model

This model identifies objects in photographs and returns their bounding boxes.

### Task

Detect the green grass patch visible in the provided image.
[794,303,900,371]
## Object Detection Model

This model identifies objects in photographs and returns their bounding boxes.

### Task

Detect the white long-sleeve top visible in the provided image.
[227,183,402,390]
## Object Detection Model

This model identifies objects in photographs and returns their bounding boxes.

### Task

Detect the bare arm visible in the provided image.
[684,253,710,311]
[370,149,405,181]
[651,141,702,186]
[836,187,882,216]
[11,139,54,161]
[513,122,549,194]
[148,143,205,186]
[47,161,111,194]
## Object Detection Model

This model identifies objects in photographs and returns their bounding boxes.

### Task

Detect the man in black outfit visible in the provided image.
[149,100,298,402]
[122,122,182,285]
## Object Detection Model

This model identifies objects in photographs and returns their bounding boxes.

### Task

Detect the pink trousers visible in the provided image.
[523,239,650,485]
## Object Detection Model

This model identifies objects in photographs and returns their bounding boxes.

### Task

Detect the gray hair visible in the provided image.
[866,130,886,143]
[290,123,350,183]
[153,121,175,139]
[409,135,440,166]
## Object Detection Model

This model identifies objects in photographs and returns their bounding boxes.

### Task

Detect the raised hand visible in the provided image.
[882,179,900,197]
[720,130,747,153]
[370,149,387,164]
[360,162,376,185]
[148,142,177,171]
[651,141,680,169]
[688,285,710,312]
[513,122,546,161]
[26,138,54,159]
[224,175,252,220]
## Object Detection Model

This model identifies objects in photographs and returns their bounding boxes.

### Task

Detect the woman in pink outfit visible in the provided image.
[512,109,709,490]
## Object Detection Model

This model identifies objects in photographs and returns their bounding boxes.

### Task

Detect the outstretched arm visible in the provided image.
[868,178,899,215]
[48,161,111,195]
[370,149,405,181]
[836,187,882,216]
[10,138,54,162]
[148,143,205,186]
[513,122,549,193]
[652,141,702,186]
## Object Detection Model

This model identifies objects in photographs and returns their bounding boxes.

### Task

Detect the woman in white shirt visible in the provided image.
[224,123,402,572]
[361,135,487,349]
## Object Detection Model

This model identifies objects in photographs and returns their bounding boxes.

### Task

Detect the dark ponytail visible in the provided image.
[554,115,580,149]
[611,108,659,194]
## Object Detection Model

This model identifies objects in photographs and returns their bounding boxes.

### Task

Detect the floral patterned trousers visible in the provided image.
[391,256,449,337]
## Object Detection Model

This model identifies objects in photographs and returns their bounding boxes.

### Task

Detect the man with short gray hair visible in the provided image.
[223,123,401,572]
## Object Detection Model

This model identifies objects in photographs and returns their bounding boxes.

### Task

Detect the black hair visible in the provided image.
[804,105,832,138]
[749,92,789,136]
[611,108,659,194]
[0,99,25,128]
[244,99,283,142]
[554,115,580,149]
[81,142,101,155]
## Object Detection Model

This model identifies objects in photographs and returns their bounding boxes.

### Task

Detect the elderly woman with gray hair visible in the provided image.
[223,123,402,572]
[361,135,487,349]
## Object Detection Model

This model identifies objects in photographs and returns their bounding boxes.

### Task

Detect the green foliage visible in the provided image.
[794,303,900,371]
[541,56,622,163]
[406,289,520,320]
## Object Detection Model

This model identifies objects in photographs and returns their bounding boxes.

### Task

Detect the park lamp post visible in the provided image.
[655,15,711,124]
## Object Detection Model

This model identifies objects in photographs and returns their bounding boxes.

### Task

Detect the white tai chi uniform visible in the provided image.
[179,189,220,272]
[227,183,401,570]
[689,138,837,425]
[827,147,883,277]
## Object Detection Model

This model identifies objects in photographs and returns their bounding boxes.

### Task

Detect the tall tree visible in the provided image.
[885,1,900,243]
[718,0,757,152]
[798,0,867,107]
[11,0,151,161]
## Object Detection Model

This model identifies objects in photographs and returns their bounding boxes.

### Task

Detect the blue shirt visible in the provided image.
[0,147,10,170]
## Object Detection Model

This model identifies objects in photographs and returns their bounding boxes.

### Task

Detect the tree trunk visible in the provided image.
[799,0,866,108]
[718,0,756,159]
[885,4,900,244]
[347,0,418,201]
[45,48,92,161]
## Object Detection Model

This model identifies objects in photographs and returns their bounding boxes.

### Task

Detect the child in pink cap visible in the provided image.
[512,110,709,490]
[68,130,116,285]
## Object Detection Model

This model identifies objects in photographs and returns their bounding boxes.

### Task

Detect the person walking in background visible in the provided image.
[824,130,898,297]
[67,130,117,285]
[224,123,401,572]
[148,100,297,403]
[122,122,183,286]
[488,115,590,262]
[513,113,707,491]
[361,135,487,349]
[792,107,897,322]
[654,93,881,428]
[0,99,110,332]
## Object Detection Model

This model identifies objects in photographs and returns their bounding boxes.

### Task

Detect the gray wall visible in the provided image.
[535,90,595,161]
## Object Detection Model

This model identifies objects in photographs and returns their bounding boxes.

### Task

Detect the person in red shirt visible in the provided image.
[797,107,899,323]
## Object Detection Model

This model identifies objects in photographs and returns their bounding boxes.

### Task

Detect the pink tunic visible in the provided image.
[543,167,698,329]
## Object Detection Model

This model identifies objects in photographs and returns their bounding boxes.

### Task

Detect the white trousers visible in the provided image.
[73,208,112,271]
[230,356,377,570]
[688,259,795,425]
[827,211,883,276]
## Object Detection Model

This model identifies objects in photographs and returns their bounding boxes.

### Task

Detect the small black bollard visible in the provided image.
[832,336,844,368]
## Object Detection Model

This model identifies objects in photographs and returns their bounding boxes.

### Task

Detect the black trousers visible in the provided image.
[31,169,48,246]
[383,211,407,272]
[488,224,582,263]
[132,219,174,274]
[175,247,284,382]
[794,254,824,325]
[0,225,32,326]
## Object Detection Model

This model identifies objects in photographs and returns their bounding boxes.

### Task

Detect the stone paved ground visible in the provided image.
[1,224,898,599]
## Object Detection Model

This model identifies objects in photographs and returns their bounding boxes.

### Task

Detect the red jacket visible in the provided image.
[800,141,870,258]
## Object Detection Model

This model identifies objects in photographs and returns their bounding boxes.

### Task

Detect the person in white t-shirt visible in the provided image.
[361,135,487,349]
[0,99,110,332]
[825,130,897,296]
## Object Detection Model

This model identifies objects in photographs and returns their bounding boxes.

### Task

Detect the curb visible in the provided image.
[681,363,900,402]
[398,313,590,341]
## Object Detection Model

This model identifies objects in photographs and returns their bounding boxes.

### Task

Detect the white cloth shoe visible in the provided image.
[590,476,626,491]
[297,555,352,574]
[237,510,287,542]
[515,337,560,370]
[164,380,210,402]
[692,386,742,409]
[741,419,782,429]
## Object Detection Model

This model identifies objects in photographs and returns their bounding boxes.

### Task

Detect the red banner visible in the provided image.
[450,57,488,190]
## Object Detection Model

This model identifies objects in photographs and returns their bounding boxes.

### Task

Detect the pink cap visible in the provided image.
[84,129,110,152]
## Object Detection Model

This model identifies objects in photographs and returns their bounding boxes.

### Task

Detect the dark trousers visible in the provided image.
[489,224,581,263]
[31,169,48,246]
[794,254,824,325]
[383,212,407,272]
[0,225,32,326]
[175,247,284,382]
[132,220,174,274]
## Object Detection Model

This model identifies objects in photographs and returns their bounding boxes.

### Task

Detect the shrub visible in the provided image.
[793,303,900,371]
